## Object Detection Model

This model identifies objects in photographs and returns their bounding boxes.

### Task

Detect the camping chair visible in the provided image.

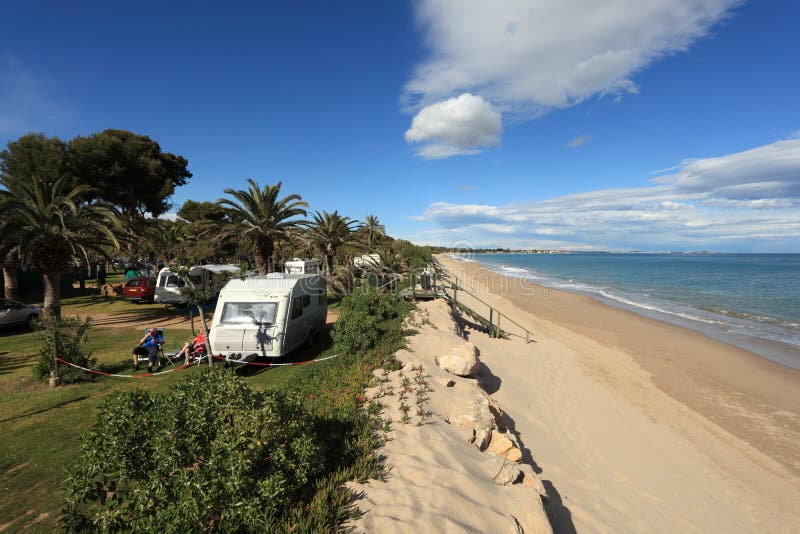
[162,333,208,367]
[185,342,208,366]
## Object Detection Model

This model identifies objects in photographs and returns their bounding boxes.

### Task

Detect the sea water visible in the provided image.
[459,253,800,369]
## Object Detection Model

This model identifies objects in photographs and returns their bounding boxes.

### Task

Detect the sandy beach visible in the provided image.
[436,254,800,531]
[349,255,800,532]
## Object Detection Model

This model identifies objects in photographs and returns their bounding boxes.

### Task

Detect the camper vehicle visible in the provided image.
[154,264,241,305]
[209,273,327,363]
[353,253,381,268]
[284,259,319,275]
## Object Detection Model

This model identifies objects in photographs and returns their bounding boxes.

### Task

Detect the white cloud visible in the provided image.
[405,93,502,158]
[566,134,592,148]
[410,135,800,251]
[406,0,740,113]
[662,138,800,200]
[403,0,740,157]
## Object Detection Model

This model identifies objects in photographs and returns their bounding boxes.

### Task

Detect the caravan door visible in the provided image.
[286,293,311,352]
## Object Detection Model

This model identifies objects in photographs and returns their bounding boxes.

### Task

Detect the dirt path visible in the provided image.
[62,312,194,329]
[64,309,340,329]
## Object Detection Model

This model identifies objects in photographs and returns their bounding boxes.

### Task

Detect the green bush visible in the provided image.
[63,293,414,533]
[33,316,96,384]
[331,289,398,355]
[63,371,340,532]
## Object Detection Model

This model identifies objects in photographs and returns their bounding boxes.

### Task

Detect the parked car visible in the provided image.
[123,277,157,302]
[0,299,41,330]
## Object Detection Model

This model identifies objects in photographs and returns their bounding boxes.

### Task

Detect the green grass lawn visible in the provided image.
[0,320,324,532]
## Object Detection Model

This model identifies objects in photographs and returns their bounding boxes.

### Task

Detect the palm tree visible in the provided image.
[0,245,20,301]
[145,219,188,264]
[0,176,122,317]
[0,193,22,300]
[305,210,361,274]
[217,179,308,274]
[360,214,386,251]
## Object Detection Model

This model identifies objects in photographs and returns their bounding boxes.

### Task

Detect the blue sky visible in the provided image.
[2,0,799,252]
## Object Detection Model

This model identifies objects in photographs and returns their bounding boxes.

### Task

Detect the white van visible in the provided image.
[154,264,241,304]
[209,273,327,363]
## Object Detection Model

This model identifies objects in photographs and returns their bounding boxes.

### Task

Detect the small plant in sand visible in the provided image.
[413,367,432,418]
[374,381,389,399]
[419,309,434,328]
[400,374,412,393]
[399,400,412,425]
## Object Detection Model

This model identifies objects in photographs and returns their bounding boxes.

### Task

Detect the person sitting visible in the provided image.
[176,330,208,363]
[132,327,164,372]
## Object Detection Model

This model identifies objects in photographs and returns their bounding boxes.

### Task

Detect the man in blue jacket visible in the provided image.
[132,327,164,372]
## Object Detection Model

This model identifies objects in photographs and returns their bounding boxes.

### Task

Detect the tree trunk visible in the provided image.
[326,253,334,275]
[2,248,20,301]
[264,239,275,274]
[97,261,107,285]
[78,261,86,290]
[253,239,275,275]
[43,272,62,318]
[197,303,213,368]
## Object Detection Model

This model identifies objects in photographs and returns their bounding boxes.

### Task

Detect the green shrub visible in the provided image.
[331,289,398,355]
[33,316,96,384]
[63,371,339,532]
[63,294,415,533]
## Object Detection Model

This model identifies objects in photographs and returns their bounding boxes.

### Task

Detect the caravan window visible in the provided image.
[164,275,185,288]
[291,297,303,319]
[220,302,278,325]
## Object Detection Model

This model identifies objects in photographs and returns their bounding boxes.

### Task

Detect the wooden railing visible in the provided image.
[433,260,534,343]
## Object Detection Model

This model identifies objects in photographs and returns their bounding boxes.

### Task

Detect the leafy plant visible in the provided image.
[331,289,401,355]
[64,371,336,532]
[33,315,96,384]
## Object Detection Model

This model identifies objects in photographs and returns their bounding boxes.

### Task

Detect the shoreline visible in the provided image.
[438,254,800,481]
[454,253,800,370]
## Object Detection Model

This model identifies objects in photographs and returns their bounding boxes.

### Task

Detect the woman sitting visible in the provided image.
[176,330,208,362]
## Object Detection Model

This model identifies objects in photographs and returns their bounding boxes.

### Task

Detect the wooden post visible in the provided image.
[497,312,501,338]
[489,307,494,338]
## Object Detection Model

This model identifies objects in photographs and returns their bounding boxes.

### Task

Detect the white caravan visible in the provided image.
[209,273,327,363]
[154,264,241,304]
[353,253,381,268]
[284,259,319,275]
